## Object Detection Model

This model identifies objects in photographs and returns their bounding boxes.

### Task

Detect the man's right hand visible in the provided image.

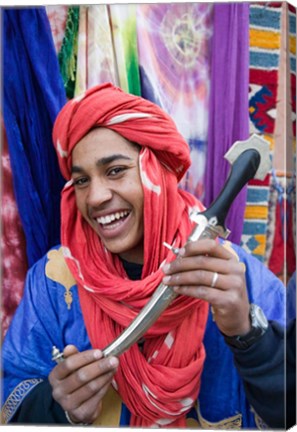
[48,344,119,425]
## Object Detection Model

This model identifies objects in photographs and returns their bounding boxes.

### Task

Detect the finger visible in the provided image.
[163,267,245,291]
[163,255,237,277]
[55,349,104,379]
[61,356,119,395]
[173,283,245,309]
[69,381,111,424]
[63,344,79,358]
[63,369,116,411]
[182,239,236,260]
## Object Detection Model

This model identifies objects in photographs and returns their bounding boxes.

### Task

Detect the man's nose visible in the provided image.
[86,179,113,207]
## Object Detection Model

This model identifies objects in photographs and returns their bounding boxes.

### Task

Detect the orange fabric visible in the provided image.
[53,83,209,427]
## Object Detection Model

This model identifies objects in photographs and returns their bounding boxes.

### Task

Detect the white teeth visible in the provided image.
[96,211,129,225]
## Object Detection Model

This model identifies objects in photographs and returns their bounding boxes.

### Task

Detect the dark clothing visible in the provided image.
[11,380,68,424]
[228,319,296,429]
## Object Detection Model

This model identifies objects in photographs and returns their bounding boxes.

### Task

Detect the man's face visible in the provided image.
[72,127,144,264]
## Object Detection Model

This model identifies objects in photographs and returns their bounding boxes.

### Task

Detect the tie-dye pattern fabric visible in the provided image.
[137,3,213,198]
[109,4,141,96]
[74,5,119,96]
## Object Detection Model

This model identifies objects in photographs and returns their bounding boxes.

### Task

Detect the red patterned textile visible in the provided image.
[1,118,28,339]
[52,83,209,427]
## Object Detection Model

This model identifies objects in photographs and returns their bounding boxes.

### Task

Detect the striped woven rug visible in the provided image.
[241,2,281,262]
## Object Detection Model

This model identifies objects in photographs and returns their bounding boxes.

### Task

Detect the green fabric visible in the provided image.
[58,6,80,99]
[109,5,141,96]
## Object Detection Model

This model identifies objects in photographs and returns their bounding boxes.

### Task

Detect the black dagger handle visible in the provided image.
[200,149,261,230]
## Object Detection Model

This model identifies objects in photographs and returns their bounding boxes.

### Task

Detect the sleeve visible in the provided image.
[229,321,286,429]
[1,247,91,424]
[231,241,285,324]
[10,380,68,424]
[199,240,286,428]
[224,242,288,428]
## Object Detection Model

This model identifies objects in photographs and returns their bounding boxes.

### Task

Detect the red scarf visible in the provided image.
[53,83,209,427]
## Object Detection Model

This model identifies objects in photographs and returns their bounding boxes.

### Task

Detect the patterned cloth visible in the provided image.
[57,6,80,99]
[46,5,68,53]
[137,3,213,199]
[1,119,28,339]
[241,2,282,261]
[110,4,141,96]
[74,5,119,95]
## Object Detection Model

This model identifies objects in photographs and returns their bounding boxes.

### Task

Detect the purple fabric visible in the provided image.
[203,3,250,244]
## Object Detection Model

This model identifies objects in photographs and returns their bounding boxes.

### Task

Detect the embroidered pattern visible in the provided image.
[197,402,242,429]
[45,247,76,310]
[1,378,43,424]
[251,406,269,430]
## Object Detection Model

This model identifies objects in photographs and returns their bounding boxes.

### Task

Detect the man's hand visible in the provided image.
[162,239,251,337]
[49,345,119,425]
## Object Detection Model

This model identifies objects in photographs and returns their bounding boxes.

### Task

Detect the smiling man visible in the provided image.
[71,129,144,263]
[2,83,286,429]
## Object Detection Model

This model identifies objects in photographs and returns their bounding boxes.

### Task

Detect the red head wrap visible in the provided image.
[53,82,190,181]
[52,83,208,428]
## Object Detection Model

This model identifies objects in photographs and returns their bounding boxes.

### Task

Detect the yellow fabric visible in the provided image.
[249,28,280,50]
[46,248,76,310]
[93,386,122,426]
[244,206,269,220]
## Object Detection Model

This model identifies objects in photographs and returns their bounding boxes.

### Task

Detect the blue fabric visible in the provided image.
[2,8,67,267]
[2,242,285,427]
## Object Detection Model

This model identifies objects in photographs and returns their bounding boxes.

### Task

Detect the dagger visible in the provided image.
[102,134,271,357]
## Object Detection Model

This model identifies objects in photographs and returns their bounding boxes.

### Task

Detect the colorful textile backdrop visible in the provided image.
[203,3,250,245]
[74,5,119,96]
[241,2,281,263]
[2,8,67,334]
[1,4,259,335]
[137,3,213,201]
[243,2,296,283]
[1,119,28,339]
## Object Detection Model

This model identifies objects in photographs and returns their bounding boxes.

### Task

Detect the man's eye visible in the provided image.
[73,177,88,187]
[108,166,126,176]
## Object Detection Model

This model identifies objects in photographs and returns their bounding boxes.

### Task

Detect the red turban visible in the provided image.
[53,82,191,181]
[52,83,208,428]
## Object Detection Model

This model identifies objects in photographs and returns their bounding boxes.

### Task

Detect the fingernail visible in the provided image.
[109,357,119,367]
[94,349,103,360]
[162,264,170,273]
[179,248,185,256]
[163,276,171,284]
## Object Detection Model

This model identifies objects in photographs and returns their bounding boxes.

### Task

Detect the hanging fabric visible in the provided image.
[74,5,119,96]
[45,5,69,54]
[1,117,28,338]
[2,8,67,267]
[109,4,141,96]
[137,3,213,199]
[57,6,79,99]
[203,3,250,245]
[241,2,282,261]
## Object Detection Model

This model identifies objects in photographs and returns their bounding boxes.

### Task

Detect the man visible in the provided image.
[2,83,285,428]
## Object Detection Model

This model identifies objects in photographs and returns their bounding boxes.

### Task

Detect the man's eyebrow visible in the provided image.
[71,154,133,174]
